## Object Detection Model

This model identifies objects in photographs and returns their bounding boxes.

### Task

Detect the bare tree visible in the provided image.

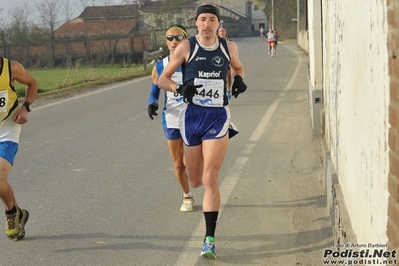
[9,2,31,44]
[36,0,62,66]
[0,7,12,57]
[61,0,75,22]
[98,0,117,5]
[78,0,98,9]
[8,1,33,64]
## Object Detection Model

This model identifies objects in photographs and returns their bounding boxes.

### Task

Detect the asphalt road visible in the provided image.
[1,37,332,266]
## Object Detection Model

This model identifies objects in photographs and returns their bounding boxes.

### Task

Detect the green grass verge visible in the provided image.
[14,64,152,97]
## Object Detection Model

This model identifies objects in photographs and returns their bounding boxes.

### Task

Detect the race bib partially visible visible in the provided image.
[0,91,9,113]
[192,78,224,107]
[168,71,184,101]
[166,90,183,101]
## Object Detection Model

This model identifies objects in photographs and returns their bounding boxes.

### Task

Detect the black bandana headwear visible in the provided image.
[196,4,220,22]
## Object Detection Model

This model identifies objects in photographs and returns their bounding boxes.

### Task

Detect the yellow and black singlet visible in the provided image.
[0,58,18,121]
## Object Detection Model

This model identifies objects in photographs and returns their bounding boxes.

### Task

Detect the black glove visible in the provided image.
[176,84,203,102]
[231,75,247,98]
[147,102,158,120]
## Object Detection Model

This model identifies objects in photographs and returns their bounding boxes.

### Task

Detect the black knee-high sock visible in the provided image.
[204,211,219,241]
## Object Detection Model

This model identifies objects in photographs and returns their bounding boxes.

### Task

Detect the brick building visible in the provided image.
[53,4,150,64]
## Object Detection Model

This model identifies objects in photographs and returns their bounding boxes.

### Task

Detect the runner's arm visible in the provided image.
[148,66,160,105]
[11,61,38,104]
[158,42,189,93]
[227,41,244,78]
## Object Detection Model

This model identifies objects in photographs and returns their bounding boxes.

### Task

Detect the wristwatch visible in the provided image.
[175,84,182,93]
[22,102,32,112]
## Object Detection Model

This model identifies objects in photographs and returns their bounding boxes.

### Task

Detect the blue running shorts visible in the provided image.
[180,104,230,146]
[0,141,19,165]
[163,128,182,140]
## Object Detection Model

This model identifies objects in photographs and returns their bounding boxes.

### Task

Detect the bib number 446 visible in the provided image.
[198,88,220,99]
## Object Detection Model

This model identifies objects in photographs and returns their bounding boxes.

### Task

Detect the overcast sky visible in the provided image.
[0,0,80,24]
[0,0,20,14]
[0,0,142,25]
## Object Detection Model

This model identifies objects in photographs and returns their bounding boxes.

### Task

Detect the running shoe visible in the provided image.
[6,208,29,240]
[180,197,194,212]
[201,236,217,259]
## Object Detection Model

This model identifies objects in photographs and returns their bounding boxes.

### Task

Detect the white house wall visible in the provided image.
[316,0,390,243]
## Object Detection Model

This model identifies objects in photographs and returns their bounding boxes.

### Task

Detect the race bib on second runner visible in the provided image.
[168,72,183,101]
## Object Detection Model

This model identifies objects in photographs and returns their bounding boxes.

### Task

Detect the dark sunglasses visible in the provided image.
[166,35,185,41]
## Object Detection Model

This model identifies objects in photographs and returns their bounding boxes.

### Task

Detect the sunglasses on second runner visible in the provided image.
[166,35,185,41]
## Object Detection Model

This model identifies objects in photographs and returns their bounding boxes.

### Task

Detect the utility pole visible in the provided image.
[297,0,300,37]
[272,0,274,29]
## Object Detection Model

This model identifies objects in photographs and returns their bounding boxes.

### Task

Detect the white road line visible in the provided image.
[175,46,303,265]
